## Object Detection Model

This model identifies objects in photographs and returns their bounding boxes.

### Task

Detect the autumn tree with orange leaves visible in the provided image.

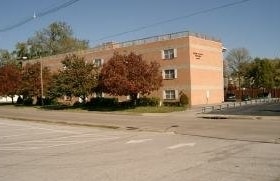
[0,63,21,103]
[100,52,162,104]
[20,62,52,100]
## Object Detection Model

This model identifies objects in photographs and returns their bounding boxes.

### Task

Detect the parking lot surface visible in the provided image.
[1,118,280,181]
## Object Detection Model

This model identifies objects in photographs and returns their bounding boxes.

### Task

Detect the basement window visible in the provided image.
[164,90,178,100]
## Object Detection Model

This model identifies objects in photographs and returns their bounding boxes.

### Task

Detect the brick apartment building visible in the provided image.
[27,31,225,106]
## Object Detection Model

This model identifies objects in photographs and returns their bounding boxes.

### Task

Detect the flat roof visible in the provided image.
[93,30,221,51]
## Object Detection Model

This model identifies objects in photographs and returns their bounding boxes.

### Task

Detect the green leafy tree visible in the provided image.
[48,73,71,100]
[272,59,280,87]
[27,21,88,58]
[14,42,29,59]
[0,49,12,65]
[245,58,276,88]
[48,54,98,102]
[0,63,21,103]
[20,62,52,100]
[100,52,163,104]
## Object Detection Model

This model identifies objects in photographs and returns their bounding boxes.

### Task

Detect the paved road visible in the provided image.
[1,118,280,181]
[0,104,279,143]
[210,102,280,116]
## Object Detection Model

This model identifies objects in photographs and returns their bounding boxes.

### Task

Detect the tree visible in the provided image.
[20,62,52,100]
[100,52,163,104]
[14,42,29,59]
[27,21,89,58]
[0,49,11,65]
[245,58,277,88]
[272,59,280,88]
[0,63,21,103]
[226,48,252,88]
[48,54,98,102]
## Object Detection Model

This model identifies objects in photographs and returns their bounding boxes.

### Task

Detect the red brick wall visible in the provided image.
[23,33,223,106]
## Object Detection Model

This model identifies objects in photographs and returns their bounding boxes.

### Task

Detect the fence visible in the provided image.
[225,88,280,100]
[201,98,280,113]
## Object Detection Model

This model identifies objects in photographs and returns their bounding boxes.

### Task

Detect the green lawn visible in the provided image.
[41,104,187,113]
[1,103,187,113]
[123,106,187,113]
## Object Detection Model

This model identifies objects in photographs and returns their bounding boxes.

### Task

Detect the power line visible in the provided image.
[93,0,253,43]
[37,0,81,18]
[0,0,82,32]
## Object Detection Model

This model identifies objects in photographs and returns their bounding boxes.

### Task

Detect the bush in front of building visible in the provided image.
[179,93,189,106]
[36,97,54,106]
[162,93,189,107]
[163,101,181,107]
[86,97,160,108]
[87,97,118,107]
[16,96,24,105]
[138,97,160,106]
[23,97,33,106]
[16,96,33,106]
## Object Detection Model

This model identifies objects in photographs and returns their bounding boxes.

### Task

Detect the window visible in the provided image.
[162,69,177,79]
[163,90,179,100]
[162,48,177,59]
[93,59,103,67]
[93,92,104,98]
[164,90,176,100]
[165,69,175,79]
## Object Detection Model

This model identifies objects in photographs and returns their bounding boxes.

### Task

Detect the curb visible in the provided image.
[0,116,120,130]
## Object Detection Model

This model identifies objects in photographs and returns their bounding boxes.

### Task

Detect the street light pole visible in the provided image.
[40,58,44,106]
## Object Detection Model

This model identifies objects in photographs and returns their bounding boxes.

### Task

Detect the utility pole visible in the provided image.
[40,57,44,106]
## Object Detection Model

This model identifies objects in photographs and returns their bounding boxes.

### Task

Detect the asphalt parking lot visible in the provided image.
[209,102,280,116]
[1,118,280,181]
[0,103,279,144]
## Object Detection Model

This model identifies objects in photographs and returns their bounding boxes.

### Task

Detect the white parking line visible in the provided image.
[1,133,119,146]
[126,139,152,144]
[44,137,119,149]
[0,136,120,151]
[167,143,196,149]
[0,121,79,133]
[1,132,61,138]
[0,147,40,151]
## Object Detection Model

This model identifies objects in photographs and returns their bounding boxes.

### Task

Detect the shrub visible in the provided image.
[163,101,181,107]
[23,97,33,106]
[36,97,54,106]
[88,97,118,107]
[44,97,56,105]
[16,96,24,104]
[138,97,160,106]
[179,93,189,106]
[73,101,83,107]
[118,100,134,108]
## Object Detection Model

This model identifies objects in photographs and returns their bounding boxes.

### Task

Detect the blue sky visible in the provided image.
[0,0,279,58]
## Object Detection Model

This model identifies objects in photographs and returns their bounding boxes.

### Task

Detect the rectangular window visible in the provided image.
[164,69,175,79]
[162,69,177,79]
[93,59,103,67]
[162,48,177,59]
[165,90,176,100]
[93,92,104,98]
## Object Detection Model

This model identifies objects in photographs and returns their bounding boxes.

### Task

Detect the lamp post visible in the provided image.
[22,56,43,106]
[40,57,44,106]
